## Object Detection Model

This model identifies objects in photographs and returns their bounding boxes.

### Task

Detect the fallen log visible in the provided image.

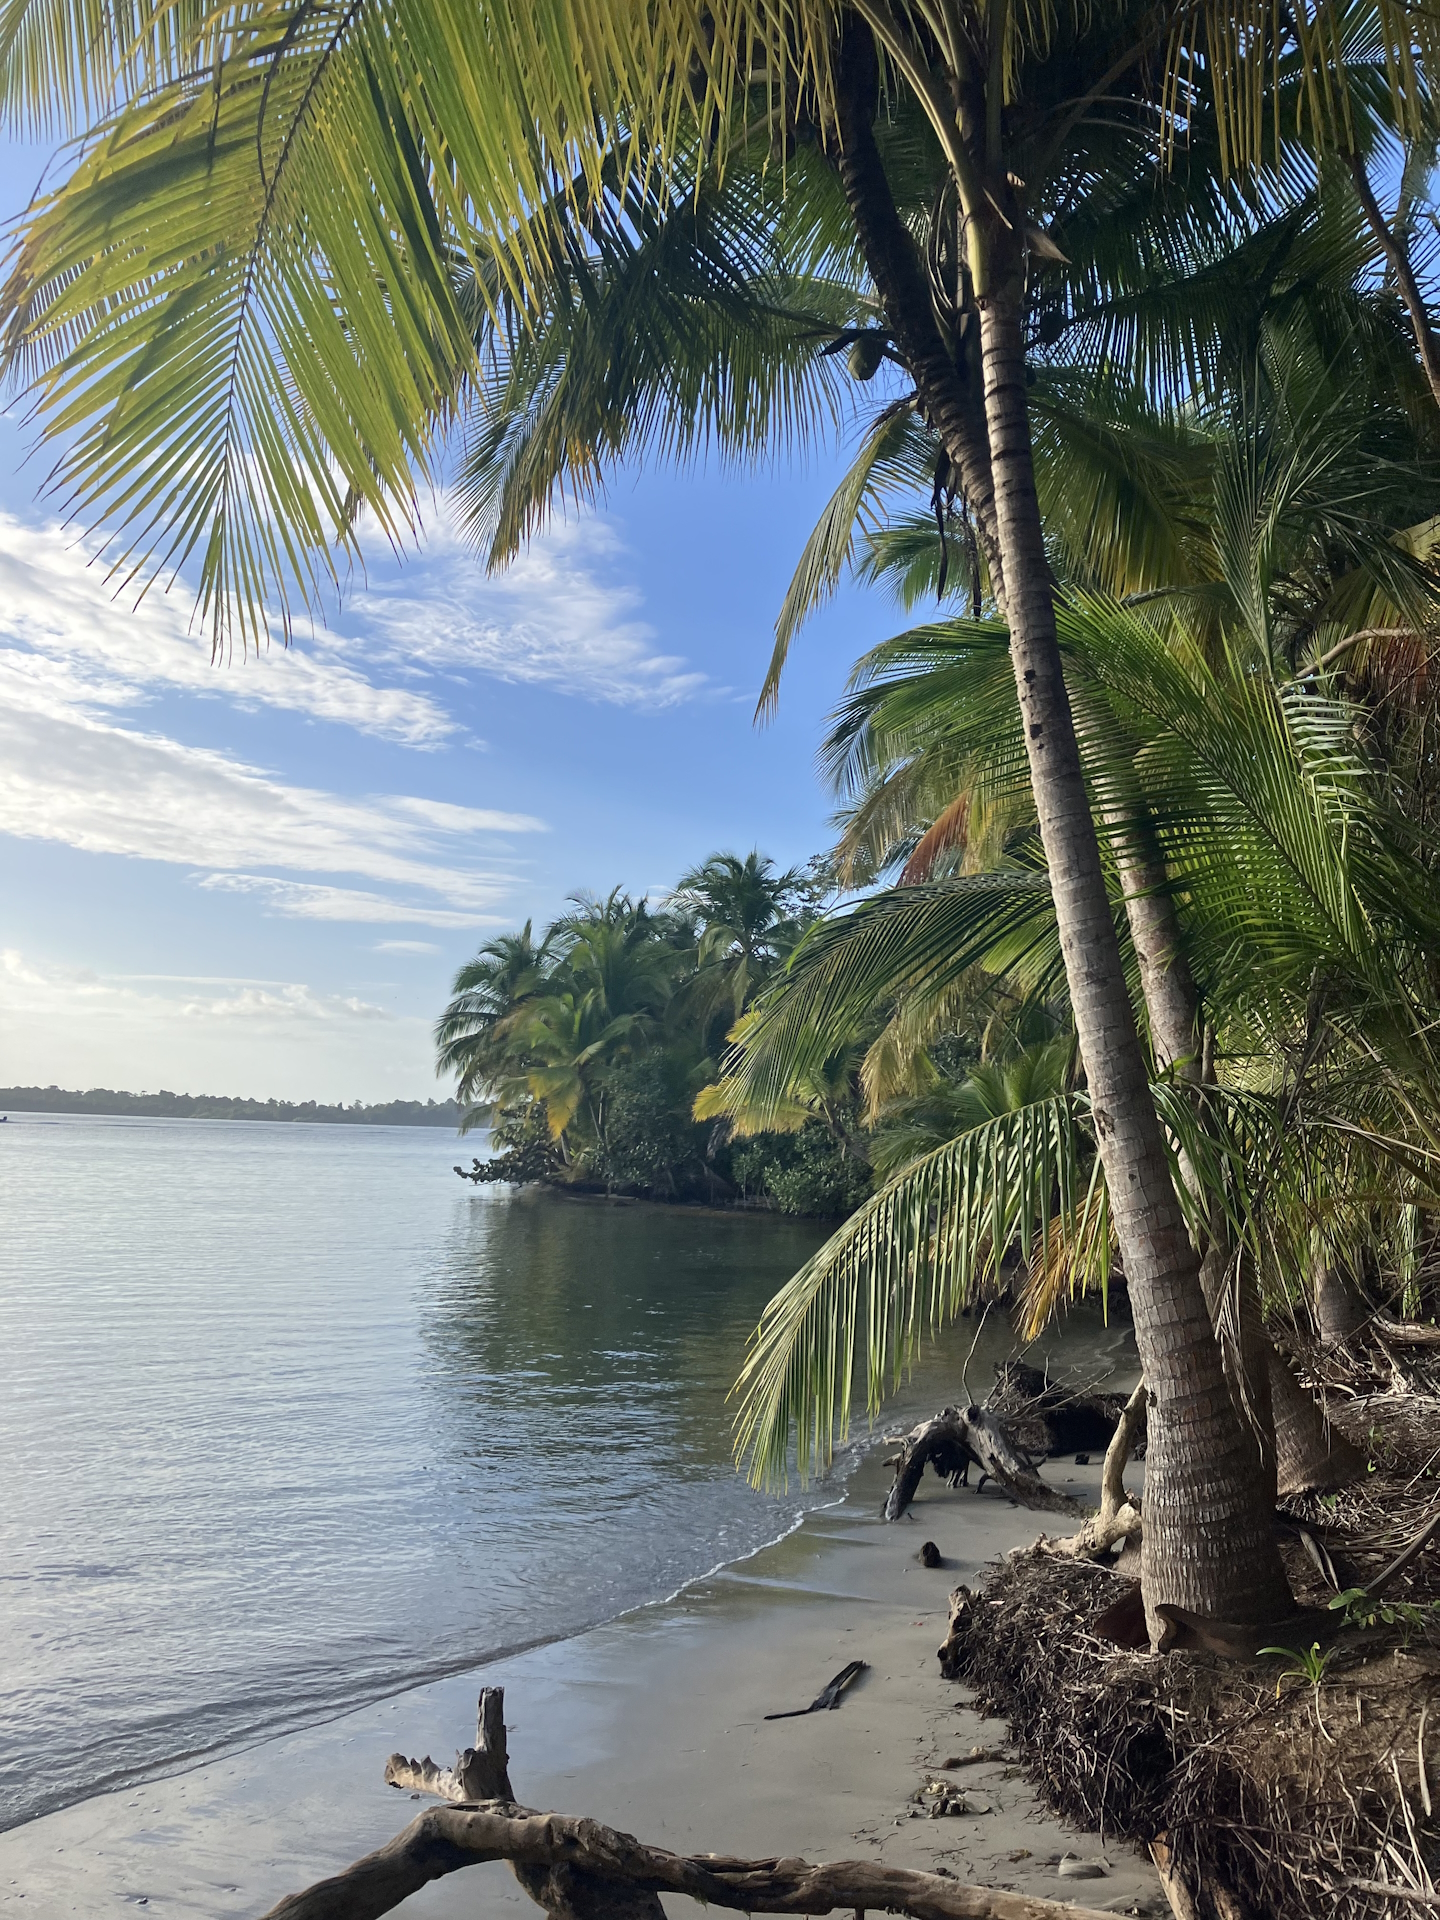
[261,1687,1121,1920]
[259,1803,1126,1920]
[884,1406,1086,1522]
[1372,1316,1440,1349]
[989,1362,1146,1458]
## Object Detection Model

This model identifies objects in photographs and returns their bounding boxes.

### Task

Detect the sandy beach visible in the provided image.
[0,1446,1165,1920]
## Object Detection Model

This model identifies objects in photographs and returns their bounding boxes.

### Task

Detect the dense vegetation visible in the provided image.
[14,0,1440,1660]
[439,854,875,1215]
[0,1088,466,1126]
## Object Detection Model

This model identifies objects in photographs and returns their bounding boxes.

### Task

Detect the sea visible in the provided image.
[0,1110,1135,1835]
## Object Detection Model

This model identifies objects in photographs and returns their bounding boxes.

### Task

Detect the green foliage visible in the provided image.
[731,1123,873,1217]
[1326,1587,1440,1641]
[435,850,872,1216]
[1261,1642,1336,1694]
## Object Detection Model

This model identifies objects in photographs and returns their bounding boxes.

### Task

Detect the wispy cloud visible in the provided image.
[0,513,457,746]
[0,948,435,1100]
[357,510,713,708]
[374,940,441,955]
[0,690,544,921]
[197,876,505,927]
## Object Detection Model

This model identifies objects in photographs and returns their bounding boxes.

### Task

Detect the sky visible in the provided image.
[0,146,901,1103]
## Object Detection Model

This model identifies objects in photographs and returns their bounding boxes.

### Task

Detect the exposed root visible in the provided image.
[937,1536,1440,1920]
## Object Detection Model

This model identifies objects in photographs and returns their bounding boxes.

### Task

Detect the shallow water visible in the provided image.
[0,1111,1135,1833]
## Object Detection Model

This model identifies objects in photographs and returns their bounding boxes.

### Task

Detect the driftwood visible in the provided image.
[989,1362,1146,1459]
[937,1584,976,1680]
[884,1406,1086,1522]
[762,1659,867,1720]
[259,1801,1127,1920]
[939,1747,1011,1768]
[1051,1381,1146,1560]
[384,1686,663,1920]
[262,1687,1120,1920]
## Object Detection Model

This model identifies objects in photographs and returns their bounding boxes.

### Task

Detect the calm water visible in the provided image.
[0,1112,1133,1834]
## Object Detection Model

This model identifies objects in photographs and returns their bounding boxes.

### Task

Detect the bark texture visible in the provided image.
[263,1791,1119,1920]
[830,32,1005,609]
[1314,1261,1364,1346]
[1268,1350,1365,1496]
[975,257,1289,1635]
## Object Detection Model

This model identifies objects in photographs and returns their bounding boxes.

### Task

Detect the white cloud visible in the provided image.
[374,940,441,955]
[0,687,544,920]
[357,511,712,708]
[0,513,456,746]
[197,876,503,927]
[0,949,437,1101]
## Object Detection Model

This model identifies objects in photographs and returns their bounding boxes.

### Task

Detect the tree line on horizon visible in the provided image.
[11,0,1440,1639]
[0,1088,467,1127]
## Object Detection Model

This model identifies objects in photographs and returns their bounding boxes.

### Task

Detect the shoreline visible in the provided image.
[0,1447,1165,1920]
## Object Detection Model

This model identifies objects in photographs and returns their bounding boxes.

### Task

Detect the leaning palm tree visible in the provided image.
[718,376,1440,1489]
[6,0,1437,1631]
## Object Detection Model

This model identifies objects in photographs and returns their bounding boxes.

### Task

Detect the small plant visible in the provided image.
[1261,1641,1335,1695]
[1327,1586,1440,1644]
[1261,1641,1337,1741]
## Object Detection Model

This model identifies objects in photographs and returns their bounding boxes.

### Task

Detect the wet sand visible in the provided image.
[0,1450,1165,1919]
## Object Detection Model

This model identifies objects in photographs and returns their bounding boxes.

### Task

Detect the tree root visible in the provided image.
[1049,1382,1146,1560]
[261,1688,1121,1920]
[884,1405,1086,1522]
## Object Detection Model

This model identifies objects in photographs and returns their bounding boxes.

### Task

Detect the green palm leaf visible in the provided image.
[732,1088,1108,1488]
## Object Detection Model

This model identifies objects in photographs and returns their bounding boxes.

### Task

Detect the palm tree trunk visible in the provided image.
[975,259,1290,1633]
[830,45,1288,1631]
[1313,1258,1364,1346]
[1109,822,1357,1491]
[1346,148,1440,410]
[830,30,1006,609]
[1270,1348,1365,1494]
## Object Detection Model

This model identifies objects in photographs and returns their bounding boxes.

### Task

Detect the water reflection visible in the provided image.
[1,1118,1136,1836]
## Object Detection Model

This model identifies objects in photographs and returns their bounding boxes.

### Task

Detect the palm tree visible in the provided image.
[435,923,554,1124]
[670,851,810,1026]
[718,362,1440,1493]
[6,0,1437,1630]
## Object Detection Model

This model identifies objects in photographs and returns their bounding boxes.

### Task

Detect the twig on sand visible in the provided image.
[764,1660,869,1720]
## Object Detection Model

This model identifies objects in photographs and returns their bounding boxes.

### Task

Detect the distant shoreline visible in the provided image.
[0,1086,470,1128]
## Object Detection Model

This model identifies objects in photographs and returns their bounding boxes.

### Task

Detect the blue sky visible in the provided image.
[0,142,901,1101]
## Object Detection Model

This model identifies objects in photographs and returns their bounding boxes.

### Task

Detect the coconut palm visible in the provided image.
[716,372,1440,1488]
[670,851,811,1028]
[8,0,1440,1628]
[435,922,556,1124]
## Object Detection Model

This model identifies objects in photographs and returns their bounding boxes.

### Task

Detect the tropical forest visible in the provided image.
[7,0,1440,1913]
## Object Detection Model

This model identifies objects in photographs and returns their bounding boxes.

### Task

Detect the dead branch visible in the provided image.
[937,1584,975,1680]
[261,1686,1120,1920]
[259,1800,1123,1920]
[1051,1381,1146,1559]
[385,1685,513,1805]
[1148,1835,1201,1920]
[1367,1506,1440,1600]
[1373,1317,1440,1349]
[884,1406,1085,1522]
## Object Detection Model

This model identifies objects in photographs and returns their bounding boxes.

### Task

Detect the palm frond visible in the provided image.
[733,1089,1104,1487]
